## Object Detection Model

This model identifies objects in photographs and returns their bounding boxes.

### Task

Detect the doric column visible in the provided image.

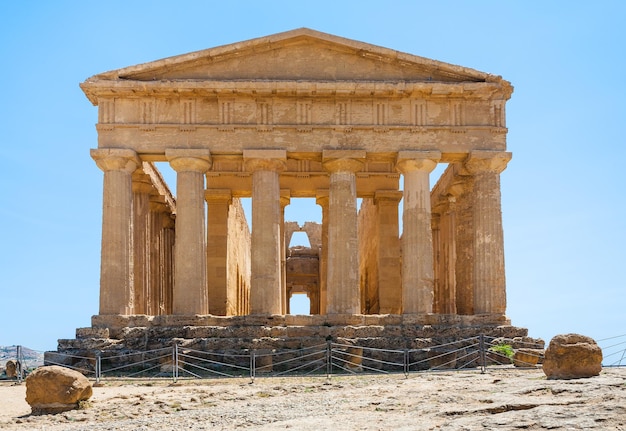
[166,149,212,315]
[280,190,291,315]
[315,190,329,315]
[464,151,511,315]
[396,150,441,314]
[244,149,287,315]
[431,213,441,312]
[148,196,175,315]
[91,148,141,315]
[438,196,458,314]
[132,172,153,315]
[205,189,232,316]
[322,150,365,314]
[374,190,403,314]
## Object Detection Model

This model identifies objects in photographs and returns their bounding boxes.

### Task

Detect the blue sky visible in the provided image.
[1,1,624,354]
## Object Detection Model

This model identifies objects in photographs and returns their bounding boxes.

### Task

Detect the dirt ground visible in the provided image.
[1,367,625,430]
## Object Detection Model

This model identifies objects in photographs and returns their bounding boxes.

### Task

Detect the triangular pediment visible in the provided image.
[89,28,493,84]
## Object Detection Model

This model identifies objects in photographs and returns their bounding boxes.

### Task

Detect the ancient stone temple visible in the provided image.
[54,28,536,366]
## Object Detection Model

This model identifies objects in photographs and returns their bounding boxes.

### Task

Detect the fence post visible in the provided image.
[250,350,256,384]
[173,344,179,383]
[326,340,332,381]
[479,334,486,374]
[96,352,102,384]
[16,345,23,384]
[404,349,409,378]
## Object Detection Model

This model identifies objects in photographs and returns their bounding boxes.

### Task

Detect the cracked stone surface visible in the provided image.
[1,368,625,430]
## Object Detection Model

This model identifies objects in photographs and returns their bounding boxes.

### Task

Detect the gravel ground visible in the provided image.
[1,367,625,430]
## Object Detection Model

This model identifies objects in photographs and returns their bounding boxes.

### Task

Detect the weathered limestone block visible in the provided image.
[76,327,110,339]
[513,348,543,367]
[543,334,603,379]
[25,366,93,414]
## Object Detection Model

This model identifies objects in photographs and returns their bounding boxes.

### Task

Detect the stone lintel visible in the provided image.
[91,148,141,173]
[204,188,232,203]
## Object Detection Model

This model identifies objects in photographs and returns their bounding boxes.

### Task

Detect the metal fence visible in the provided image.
[2,334,624,383]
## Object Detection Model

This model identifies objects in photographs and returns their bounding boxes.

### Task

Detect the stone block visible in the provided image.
[244,315,286,326]
[364,314,403,326]
[286,326,322,338]
[513,348,543,367]
[76,327,110,339]
[324,314,365,326]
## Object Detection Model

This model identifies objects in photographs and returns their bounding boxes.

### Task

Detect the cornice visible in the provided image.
[81,79,512,105]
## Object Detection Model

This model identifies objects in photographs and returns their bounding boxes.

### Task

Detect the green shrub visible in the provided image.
[489,343,514,359]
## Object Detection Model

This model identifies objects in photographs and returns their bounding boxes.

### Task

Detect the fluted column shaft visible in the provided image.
[91,148,141,315]
[396,151,441,314]
[323,151,365,314]
[205,189,232,316]
[375,190,403,314]
[244,149,287,315]
[315,190,329,315]
[438,196,458,314]
[280,191,291,315]
[132,173,153,315]
[166,149,212,315]
[465,151,511,315]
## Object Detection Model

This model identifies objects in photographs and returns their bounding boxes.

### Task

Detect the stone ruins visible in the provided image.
[52,28,539,368]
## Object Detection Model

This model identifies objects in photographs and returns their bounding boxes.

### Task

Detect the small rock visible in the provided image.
[5,359,19,378]
[25,365,93,414]
[542,333,602,379]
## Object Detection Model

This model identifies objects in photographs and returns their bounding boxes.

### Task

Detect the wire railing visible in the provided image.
[2,334,624,383]
[598,334,626,367]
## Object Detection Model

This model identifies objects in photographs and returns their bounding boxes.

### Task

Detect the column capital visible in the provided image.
[395,150,441,174]
[322,150,366,173]
[374,190,403,205]
[204,188,232,204]
[132,172,154,194]
[91,148,140,173]
[166,149,212,172]
[149,195,169,213]
[280,189,291,208]
[243,149,287,172]
[315,189,329,207]
[464,151,512,175]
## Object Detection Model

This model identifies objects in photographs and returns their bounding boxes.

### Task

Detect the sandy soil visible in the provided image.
[1,367,625,430]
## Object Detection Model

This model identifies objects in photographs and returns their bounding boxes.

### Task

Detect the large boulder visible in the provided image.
[25,365,93,414]
[542,333,603,379]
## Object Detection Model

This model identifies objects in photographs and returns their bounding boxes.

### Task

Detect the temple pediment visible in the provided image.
[85,28,500,87]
